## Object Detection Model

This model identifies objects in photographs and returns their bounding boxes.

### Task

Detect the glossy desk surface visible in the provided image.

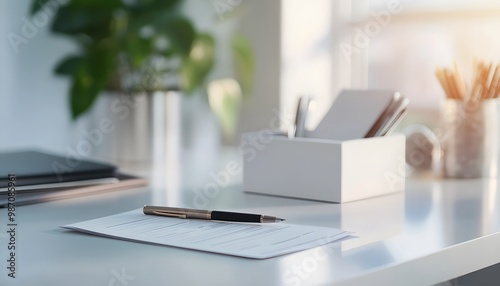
[1,172,500,286]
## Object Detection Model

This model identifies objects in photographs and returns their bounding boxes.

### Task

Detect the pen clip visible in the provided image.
[152,210,187,219]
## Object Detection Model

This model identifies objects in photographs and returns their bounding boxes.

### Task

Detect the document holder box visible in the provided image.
[242,133,405,203]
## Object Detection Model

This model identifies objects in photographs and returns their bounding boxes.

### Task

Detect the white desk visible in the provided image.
[1,173,500,285]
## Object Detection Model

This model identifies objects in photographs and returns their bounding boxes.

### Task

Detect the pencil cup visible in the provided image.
[441,99,499,178]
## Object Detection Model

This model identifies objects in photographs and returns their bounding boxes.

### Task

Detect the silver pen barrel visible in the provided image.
[261,215,286,223]
[143,206,212,220]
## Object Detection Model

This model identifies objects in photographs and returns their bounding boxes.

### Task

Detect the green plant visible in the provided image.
[30,0,254,121]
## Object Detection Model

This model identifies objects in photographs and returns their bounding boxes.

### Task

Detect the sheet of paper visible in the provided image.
[62,209,351,259]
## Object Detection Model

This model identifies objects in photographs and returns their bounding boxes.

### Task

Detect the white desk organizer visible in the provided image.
[242,133,406,203]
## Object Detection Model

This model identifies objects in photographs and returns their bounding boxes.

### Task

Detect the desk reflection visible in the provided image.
[441,179,498,244]
[340,192,404,251]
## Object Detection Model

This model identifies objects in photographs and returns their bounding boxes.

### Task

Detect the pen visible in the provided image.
[143,205,285,223]
[293,96,311,138]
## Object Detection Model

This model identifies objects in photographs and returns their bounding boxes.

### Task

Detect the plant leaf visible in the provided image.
[70,44,116,119]
[70,68,100,119]
[127,1,181,32]
[180,33,215,94]
[70,0,124,8]
[164,17,196,56]
[125,35,153,69]
[30,0,53,16]
[51,6,113,40]
[130,15,196,56]
[127,0,182,12]
[54,56,86,76]
[231,33,254,96]
[207,79,242,138]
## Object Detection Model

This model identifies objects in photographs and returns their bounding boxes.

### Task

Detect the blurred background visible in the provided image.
[282,0,500,129]
[0,0,500,284]
[2,0,500,168]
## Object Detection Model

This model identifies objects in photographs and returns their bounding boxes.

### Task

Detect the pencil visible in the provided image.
[435,61,500,104]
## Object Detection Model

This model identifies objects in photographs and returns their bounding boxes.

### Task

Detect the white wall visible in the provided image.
[237,0,282,136]
[1,0,77,153]
[0,1,14,137]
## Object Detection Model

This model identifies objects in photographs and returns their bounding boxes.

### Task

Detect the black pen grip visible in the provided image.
[211,211,261,223]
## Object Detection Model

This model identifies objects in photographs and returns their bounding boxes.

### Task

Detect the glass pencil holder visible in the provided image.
[440,98,499,178]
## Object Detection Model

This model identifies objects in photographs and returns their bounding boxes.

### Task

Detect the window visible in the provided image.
[281,0,500,129]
